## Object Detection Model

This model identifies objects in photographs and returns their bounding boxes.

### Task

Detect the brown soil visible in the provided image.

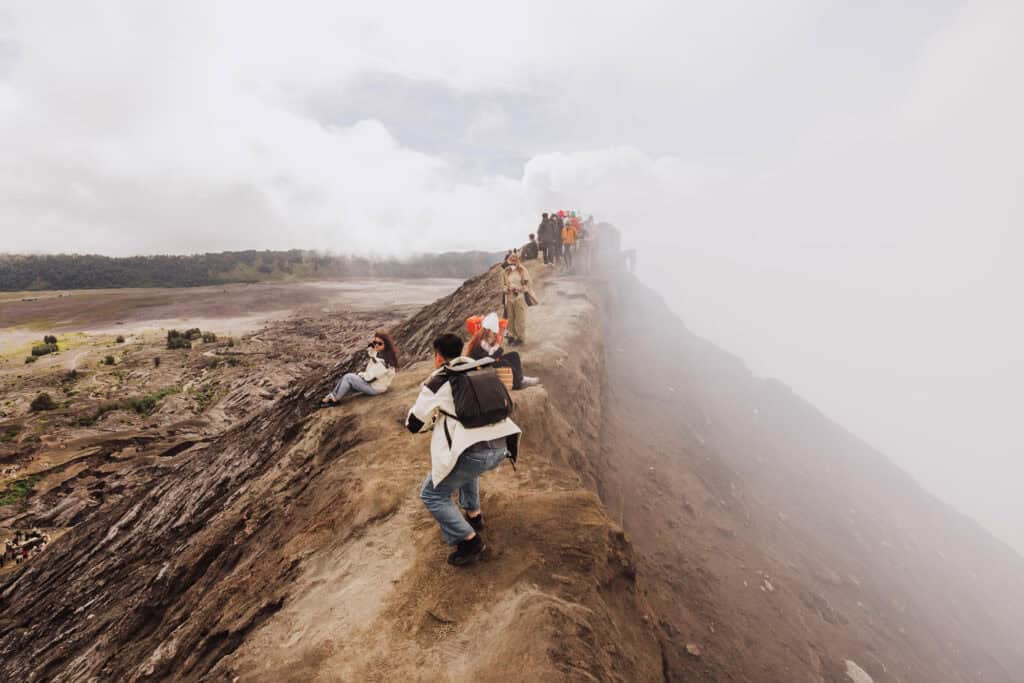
[0,262,1021,682]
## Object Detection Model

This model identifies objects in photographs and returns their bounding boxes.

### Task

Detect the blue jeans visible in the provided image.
[420,440,508,544]
[331,372,378,400]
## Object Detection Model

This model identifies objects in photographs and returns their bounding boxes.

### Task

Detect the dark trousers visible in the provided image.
[495,351,524,389]
[544,242,559,263]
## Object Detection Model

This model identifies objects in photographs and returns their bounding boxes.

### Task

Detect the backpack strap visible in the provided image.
[442,414,453,449]
[446,357,495,373]
[506,432,520,472]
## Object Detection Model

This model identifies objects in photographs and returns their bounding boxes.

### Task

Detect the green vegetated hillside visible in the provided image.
[0,249,503,291]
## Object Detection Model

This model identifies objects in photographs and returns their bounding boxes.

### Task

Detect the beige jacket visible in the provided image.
[502,265,532,297]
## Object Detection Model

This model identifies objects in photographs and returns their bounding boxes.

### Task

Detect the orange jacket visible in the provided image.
[562,224,577,245]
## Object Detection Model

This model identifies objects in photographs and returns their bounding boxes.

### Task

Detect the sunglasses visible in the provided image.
[372,340,385,347]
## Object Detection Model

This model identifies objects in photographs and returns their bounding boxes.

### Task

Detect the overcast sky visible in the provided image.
[1,2,1021,553]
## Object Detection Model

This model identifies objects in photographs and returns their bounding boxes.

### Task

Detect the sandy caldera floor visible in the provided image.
[0,279,461,356]
[0,277,459,564]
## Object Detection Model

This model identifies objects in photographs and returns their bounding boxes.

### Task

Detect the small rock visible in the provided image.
[426,609,454,624]
[844,660,874,683]
[685,643,703,658]
[763,579,775,593]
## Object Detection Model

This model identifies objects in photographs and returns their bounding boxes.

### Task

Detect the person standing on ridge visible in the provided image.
[537,213,550,263]
[502,252,534,345]
[406,333,521,566]
[540,213,557,265]
[553,211,565,264]
[561,214,578,271]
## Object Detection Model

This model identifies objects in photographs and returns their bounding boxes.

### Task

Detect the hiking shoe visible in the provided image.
[520,376,540,388]
[447,535,485,566]
[465,513,484,532]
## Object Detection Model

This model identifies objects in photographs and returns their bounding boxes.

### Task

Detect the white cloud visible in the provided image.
[0,0,826,256]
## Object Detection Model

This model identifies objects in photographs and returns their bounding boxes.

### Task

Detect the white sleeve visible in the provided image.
[406,383,441,433]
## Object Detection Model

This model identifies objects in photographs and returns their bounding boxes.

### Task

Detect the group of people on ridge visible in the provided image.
[321,212,599,567]
[530,210,593,273]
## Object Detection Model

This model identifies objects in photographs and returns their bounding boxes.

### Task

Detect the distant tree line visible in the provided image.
[0,249,503,291]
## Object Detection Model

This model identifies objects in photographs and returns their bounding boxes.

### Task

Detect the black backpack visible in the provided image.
[444,359,513,429]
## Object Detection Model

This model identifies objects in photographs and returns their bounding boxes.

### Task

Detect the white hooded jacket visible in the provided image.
[405,357,521,485]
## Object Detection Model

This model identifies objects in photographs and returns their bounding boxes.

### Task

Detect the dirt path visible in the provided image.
[218,267,662,681]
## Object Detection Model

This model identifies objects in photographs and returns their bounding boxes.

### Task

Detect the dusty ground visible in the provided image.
[0,262,1022,682]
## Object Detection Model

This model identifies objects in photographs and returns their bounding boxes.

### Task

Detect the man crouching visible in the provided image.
[405,333,521,566]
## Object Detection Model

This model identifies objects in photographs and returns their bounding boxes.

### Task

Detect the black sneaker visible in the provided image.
[447,535,485,566]
[465,513,484,532]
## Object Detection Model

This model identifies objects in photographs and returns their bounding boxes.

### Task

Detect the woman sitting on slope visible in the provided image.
[322,330,399,405]
[465,313,539,391]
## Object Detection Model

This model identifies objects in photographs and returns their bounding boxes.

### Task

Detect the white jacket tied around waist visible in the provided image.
[405,357,521,485]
